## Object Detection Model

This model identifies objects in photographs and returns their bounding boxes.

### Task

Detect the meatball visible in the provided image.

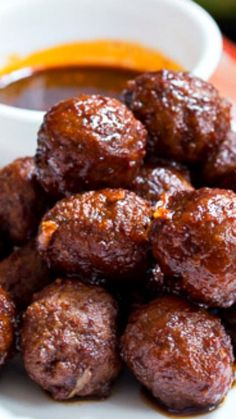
[21,279,121,400]
[124,70,231,163]
[203,131,236,190]
[0,287,15,366]
[0,240,52,309]
[151,188,236,307]
[131,163,193,204]
[0,157,47,244]
[121,296,233,413]
[38,189,152,279]
[35,95,147,197]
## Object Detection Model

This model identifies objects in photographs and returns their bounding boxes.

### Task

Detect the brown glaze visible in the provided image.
[0,157,48,245]
[151,188,236,308]
[21,278,121,400]
[121,296,234,412]
[124,70,231,163]
[0,66,140,111]
[35,95,147,198]
[0,287,15,366]
[131,163,193,204]
[203,131,236,191]
[37,189,152,280]
[0,240,52,309]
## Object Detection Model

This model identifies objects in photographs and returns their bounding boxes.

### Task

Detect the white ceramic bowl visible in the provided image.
[0,0,222,164]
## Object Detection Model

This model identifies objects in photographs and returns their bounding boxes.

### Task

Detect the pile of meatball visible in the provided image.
[0,69,236,415]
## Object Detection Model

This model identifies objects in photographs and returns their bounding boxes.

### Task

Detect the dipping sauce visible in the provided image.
[0,66,140,111]
[0,40,182,111]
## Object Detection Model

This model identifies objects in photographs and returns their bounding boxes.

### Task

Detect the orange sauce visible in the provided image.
[0,39,182,111]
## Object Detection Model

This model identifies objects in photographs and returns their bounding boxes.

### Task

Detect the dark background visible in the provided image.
[195,1,236,41]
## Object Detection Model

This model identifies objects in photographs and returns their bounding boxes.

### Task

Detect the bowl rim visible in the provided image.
[0,0,222,122]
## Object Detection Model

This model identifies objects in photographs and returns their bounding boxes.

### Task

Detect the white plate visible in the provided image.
[0,357,235,419]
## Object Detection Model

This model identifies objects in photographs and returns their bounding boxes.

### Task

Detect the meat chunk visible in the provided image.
[21,279,121,400]
[0,157,47,244]
[121,296,233,413]
[35,95,147,197]
[0,240,51,308]
[151,188,236,307]
[131,163,193,204]
[37,189,152,280]
[124,70,231,163]
[203,131,236,191]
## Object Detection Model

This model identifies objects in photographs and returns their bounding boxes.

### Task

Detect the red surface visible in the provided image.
[211,38,236,115]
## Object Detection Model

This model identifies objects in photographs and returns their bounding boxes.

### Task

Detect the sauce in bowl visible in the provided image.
[0,66,140,111]
[0,40,182,111]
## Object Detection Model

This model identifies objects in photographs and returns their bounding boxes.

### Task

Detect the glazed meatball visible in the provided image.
[35,95,147,197]
[121,296,233,413]
[124,70,231,163]
[38,189,152,279]
[131,163,193,204]
[151,188,236,307]
[203,131,236,190]
[0,240,51,309]
[0,287,15,366]
[21,279,121,400]
[0,157,47,244]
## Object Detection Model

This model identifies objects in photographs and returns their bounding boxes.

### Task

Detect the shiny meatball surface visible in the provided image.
[38,189,152,279]
[0,287,15,366]
[21,279,121,400]
[124,71,231,163]
[131,163,193,204]
[121,296,233,413]
[203,131,236,190]
[0,240,51,308]
[35,95,147,197]
[0,157,47,244]
[151,188,236,307]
